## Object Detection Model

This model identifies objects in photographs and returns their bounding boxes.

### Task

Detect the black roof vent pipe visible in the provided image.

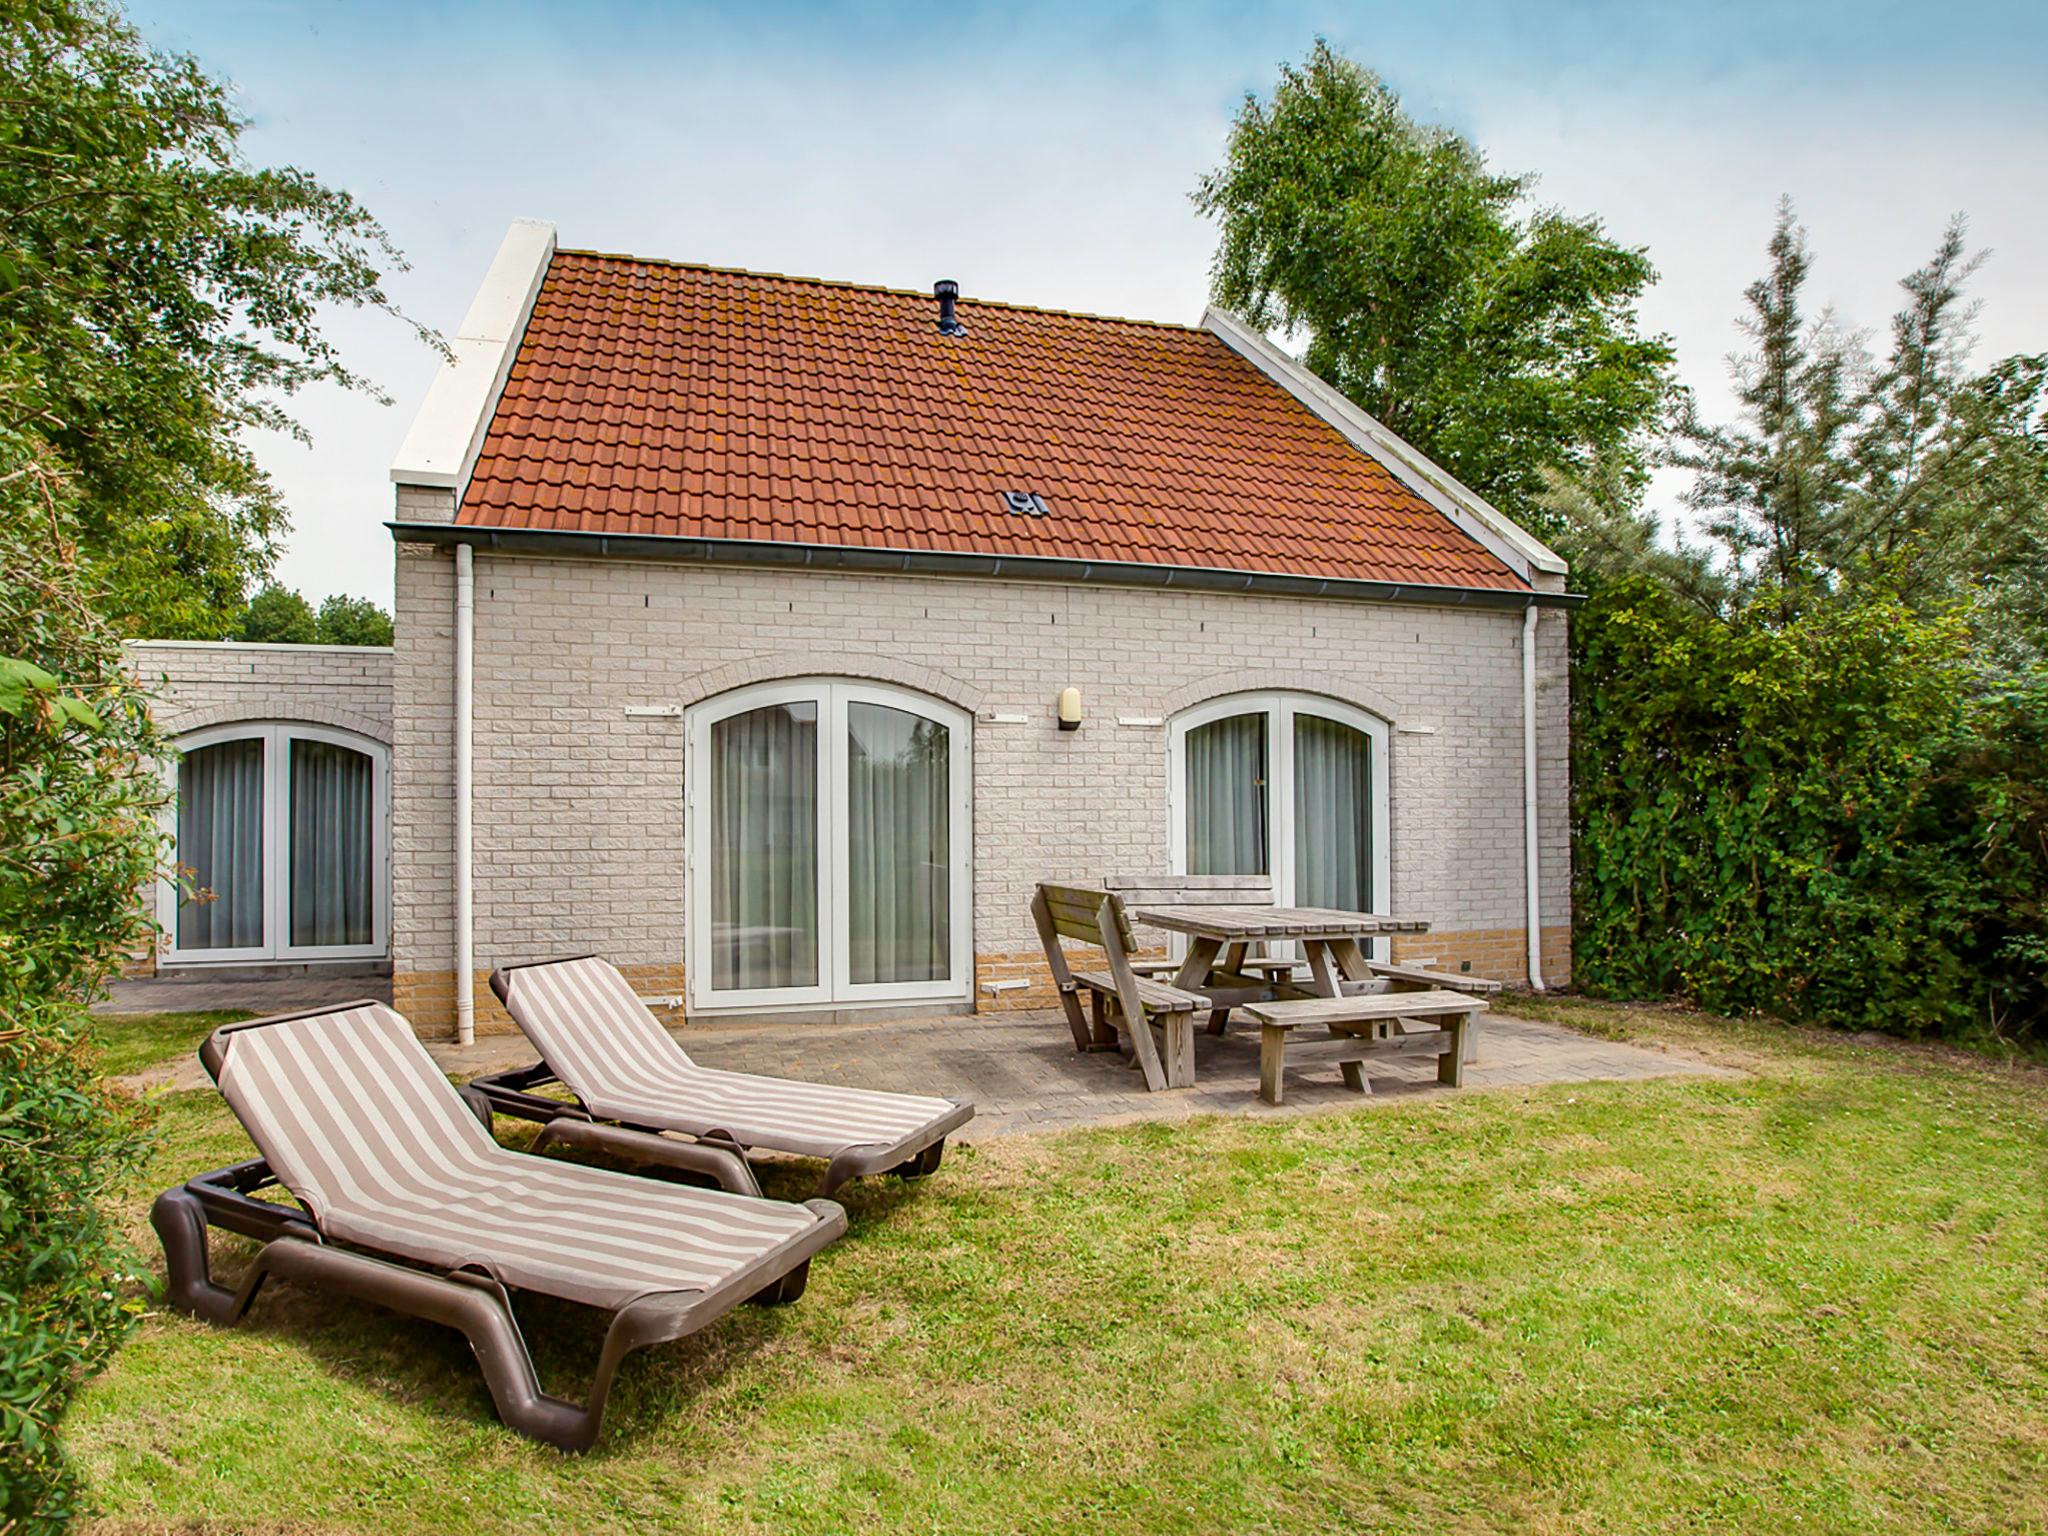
[934,279,966,337]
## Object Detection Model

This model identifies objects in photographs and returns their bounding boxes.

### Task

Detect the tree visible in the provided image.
[314,593,394,647]
[1193,39,1675,532]
[234,586,392,645]
[0,5,417,1519]
[1666,204,1862,620]
[1657,202,2048,641]
[0,0,436,638]
[237,584,317,644]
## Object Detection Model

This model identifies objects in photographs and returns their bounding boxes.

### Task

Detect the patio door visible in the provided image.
[1169,692,1391,939]
[687,680,971,1012]
[158,722,390,964]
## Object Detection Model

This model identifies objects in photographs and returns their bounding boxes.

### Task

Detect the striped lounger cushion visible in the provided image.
[214,1002,826,1312]
[498,957,962,1161]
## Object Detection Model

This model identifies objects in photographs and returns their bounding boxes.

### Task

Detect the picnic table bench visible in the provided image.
[1242,989,1484,1105]
[1029,881,1212,1091]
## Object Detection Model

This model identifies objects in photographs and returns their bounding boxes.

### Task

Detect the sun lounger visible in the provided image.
[475,955,973,1194]
[152,1000,846,1451]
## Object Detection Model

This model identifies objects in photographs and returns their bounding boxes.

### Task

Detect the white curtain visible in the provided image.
[846,702,950,984]
[177,738,265,949]
[289,740,375,948]
[1186,713,1268,875]
[1294,713,1372,911]
[711,702,819,990]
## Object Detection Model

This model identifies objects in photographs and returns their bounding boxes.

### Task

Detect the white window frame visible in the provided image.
[156,722,391,966]
[1167,691,1392,955]
[686,679,973,1015]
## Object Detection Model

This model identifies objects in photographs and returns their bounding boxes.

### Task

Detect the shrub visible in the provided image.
[0,517,164,1535]
[1572,577,2042,1042]
[1935,671,2048,1039]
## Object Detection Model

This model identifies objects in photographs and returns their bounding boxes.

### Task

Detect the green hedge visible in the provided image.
[1571,579,2047,1043]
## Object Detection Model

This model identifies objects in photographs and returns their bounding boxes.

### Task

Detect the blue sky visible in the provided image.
[128,0,2048,609]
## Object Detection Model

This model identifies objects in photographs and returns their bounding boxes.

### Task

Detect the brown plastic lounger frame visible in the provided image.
[472,956,973,1195]
[153,1004,846,1452]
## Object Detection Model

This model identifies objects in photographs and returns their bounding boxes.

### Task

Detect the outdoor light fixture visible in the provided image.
[1057,686,1082,731]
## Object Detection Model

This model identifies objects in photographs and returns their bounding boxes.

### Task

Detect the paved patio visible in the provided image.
[110,972,1734,1132]
[98,971,394,1016]
[586,1007,1734,1135]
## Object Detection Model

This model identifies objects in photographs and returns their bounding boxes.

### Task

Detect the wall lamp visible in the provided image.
[1057,686,1082,731]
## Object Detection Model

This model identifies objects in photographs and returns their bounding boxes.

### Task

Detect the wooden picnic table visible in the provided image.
[1133,904,1496,1100]
[1133,904,1431,1008]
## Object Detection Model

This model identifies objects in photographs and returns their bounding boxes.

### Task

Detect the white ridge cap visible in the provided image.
[390,218,557,491]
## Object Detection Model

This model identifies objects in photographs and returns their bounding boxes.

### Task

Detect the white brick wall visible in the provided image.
[126,641,392,744]
[392,546,1571,1017]
[394,484,457,526]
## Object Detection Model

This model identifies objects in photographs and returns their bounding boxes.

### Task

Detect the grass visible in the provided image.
[71,999,2048,1535]
[84,1009,247,1080]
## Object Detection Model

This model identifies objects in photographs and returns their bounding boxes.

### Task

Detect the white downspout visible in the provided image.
[453,542,475,1044]
[1522,603,1547,993]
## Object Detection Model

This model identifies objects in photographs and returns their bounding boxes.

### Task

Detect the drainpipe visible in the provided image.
[453,542,475,1044]
[1522,603,1547,993]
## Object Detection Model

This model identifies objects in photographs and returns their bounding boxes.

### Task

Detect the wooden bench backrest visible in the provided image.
[1102,874,1274,908]
[1035,883,1136,953]
[1030,881,1180,1090]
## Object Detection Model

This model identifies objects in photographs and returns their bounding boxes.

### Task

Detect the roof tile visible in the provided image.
[458,252,1524,591]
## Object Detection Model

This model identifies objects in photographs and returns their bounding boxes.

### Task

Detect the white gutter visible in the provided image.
[453,542,476,1043]
[1522,604,1547,992]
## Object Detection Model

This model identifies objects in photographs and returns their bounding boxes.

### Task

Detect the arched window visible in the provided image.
[687,680,971,1012]
[1169,692,1391,922]
[158,723,389,963]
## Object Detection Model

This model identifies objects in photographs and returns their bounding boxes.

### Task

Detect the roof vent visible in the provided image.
[1000,491,1049,517]
[934,279,966,337]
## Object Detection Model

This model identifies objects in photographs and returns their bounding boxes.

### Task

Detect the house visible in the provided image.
[137,218,1576,1039]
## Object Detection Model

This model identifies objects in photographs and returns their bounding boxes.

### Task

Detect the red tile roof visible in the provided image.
[456,251,1526,591]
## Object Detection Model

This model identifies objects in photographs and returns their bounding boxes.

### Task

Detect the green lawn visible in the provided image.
[85,1008,247,1081]
[72,1001,2048,1535]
